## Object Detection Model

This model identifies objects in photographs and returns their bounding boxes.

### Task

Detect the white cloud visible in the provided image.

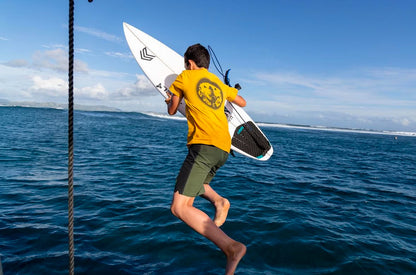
[3,59,29,67]
[245,67,416,130]
[32,48,89,73]
[28,75,109,101]
[40,44,91,55]
[0,40,160,110]
[77,83,109,99]
[75,26,121,43]
[76,48,92,54]
[2,39,414,131]
[42,44,66,49]
[105,51,132,59]
[0,64,34,100]
[31,75,67,95]
[392,117,411,127]
[32,48,67,72]
[0,36,9,41]
[75,59,89,73]
[116,74,155,98]
[367,67,416,81]
[253,67,416,112]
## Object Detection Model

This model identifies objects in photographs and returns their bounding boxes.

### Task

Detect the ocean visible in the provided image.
[0,106,415,274]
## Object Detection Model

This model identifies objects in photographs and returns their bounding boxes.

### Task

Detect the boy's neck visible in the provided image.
[188,60,205,70]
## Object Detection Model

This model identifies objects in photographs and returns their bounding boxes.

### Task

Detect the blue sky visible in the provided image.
[1,0,415,132]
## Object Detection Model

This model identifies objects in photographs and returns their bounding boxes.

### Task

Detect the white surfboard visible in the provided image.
[123,22,273,161]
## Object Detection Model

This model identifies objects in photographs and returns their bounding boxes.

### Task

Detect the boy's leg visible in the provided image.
[171,191,246,275]
[201,184,230,227]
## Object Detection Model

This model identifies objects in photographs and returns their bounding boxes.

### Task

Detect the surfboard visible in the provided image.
[123,22,273,161]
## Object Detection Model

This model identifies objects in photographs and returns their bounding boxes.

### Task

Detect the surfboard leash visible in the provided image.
[207,46,245,119]
[208,45,225,79]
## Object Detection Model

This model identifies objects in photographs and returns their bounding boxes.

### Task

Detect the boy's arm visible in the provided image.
[232,95,246,107]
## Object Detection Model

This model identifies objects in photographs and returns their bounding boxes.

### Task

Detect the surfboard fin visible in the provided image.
[225,69,231,86]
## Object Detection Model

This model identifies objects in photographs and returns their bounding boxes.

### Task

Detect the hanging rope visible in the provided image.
[67,0,75,274]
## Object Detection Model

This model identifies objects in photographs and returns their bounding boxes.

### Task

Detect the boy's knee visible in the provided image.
[170,202,180,218]
[171,191,192,219]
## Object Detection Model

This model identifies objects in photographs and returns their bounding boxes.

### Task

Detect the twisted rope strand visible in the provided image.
[68,0,75,274]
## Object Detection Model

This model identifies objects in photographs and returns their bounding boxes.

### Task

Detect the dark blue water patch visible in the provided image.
[1,107,415,274]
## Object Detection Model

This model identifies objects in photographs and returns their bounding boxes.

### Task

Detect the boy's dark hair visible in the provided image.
[184,44,210,69]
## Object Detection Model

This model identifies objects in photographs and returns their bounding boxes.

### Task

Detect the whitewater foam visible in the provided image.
[143,112,186,121]
[257,122,416,137]
[142,112,416,137]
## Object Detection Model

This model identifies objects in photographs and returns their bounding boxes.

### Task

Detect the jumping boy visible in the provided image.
[165,44,247,275]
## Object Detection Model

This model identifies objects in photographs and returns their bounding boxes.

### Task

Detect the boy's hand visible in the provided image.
[165,92,172,104]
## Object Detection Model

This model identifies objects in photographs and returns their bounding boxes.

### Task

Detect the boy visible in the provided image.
[165,44,247,275]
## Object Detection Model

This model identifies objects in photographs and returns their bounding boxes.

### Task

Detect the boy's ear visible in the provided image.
[188,60,198,69]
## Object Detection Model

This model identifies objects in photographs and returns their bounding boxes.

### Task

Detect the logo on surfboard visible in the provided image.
[196,78,223,110]
[140,47,155,61]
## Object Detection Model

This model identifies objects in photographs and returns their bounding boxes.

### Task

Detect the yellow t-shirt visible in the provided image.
[169,68,238,153]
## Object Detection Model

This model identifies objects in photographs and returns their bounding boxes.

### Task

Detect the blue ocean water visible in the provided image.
[0,106,415,275]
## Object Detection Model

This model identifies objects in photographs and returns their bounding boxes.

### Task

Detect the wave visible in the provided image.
[142,112,186,121]
[3,105,414,137]
[142,112,416,137]
[257,122,416,137]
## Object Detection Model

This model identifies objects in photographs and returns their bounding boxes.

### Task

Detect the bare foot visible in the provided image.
[214,198,230,227]
[225,241,246,275]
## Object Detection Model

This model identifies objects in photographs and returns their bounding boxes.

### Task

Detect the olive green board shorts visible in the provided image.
[175,144,229,197]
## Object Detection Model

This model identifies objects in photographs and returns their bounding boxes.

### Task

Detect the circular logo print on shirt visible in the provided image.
[196,78,223,110]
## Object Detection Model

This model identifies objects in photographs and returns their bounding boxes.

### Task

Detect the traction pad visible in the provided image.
[231,121,271,158]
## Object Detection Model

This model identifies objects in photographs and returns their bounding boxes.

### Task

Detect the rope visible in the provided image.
[67,0,75,274]
[207,46,247,124]
[208,45,225,79]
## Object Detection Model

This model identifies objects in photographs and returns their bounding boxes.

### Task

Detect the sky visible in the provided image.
[1,0,416,132]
